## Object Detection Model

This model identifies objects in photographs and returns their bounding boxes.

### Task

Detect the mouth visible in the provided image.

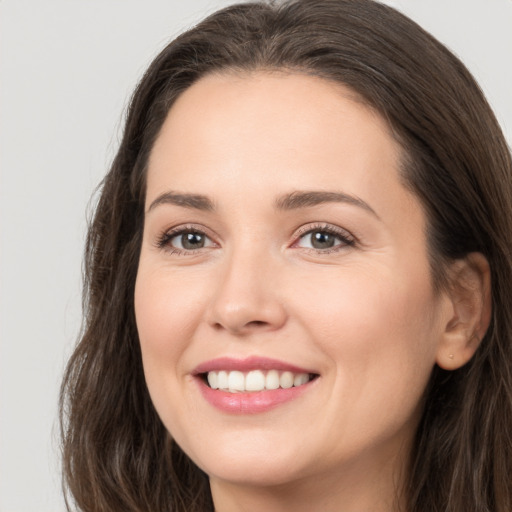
[201,369,318,393]
[193,356,320,413]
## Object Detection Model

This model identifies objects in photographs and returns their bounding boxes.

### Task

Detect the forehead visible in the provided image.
[146,72,416,222]
[147,71,402,194]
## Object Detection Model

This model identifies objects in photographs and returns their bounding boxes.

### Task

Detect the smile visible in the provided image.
[206,369,313,393]
[193,357,319,413]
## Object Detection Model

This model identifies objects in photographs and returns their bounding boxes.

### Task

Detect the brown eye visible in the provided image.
[309,231,337,249]
[296,227,354,251]
[180,232,205,249]
[168,230,214,251]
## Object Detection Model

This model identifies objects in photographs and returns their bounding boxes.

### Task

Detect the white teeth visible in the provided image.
[205,369,313,393]
[265,370,280,390]
[207,371,218,389]
[245,370,266,391]
[294,373,309,387]
[228,371,245,392]
[280,371,294,389]
[217,371,228,390]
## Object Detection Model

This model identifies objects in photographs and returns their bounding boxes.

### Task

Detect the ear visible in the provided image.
[436,252,492,370]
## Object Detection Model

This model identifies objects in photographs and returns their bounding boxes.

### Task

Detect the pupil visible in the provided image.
[312,231,335,249]
[182,232,204,249]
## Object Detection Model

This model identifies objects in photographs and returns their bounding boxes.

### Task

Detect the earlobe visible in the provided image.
[436,253,492,371]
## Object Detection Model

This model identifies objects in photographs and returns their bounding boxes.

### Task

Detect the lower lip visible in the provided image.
[196,377,316,414]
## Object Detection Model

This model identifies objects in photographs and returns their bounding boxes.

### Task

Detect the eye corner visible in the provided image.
[154,223,219,255]
[291,222,356,253]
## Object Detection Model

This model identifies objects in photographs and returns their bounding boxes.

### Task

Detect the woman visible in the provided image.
[60,0,512,511]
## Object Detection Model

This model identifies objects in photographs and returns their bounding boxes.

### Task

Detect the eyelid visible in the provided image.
[153,221,356,255]
[155,223,219,254]
[291,222,357,251]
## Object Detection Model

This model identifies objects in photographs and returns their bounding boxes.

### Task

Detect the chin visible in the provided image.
[205,459,305,488]
[182,436,312,487]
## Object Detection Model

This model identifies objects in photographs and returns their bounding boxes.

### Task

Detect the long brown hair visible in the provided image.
[60,1,512,510]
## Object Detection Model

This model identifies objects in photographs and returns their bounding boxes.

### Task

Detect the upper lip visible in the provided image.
[192,356,316,375]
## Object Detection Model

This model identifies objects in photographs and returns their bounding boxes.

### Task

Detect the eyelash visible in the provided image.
[293,223,356,253]
[155,222,356,256]
[155,224,214,255]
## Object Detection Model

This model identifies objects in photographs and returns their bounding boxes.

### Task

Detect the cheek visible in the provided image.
[303,274,438,460]
[134,264,212,442]
[135,266,205,355]
[133,264,208,411]
[292,265,439,415]
[297,263,438,348]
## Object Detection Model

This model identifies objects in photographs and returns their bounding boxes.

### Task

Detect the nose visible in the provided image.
[206,248,287,336]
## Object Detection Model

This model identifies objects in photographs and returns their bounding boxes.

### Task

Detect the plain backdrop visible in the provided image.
[1,1,511,510]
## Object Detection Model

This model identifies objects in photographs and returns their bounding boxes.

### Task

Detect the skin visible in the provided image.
[134,72,488,512]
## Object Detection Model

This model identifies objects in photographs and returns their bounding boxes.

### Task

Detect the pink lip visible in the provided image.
[197,383,315,414]
[192,356,319,414]
[193,356,314,375]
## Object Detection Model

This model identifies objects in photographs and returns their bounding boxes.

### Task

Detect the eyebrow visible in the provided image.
[147,191,215,213]
[146,189,378,218]
[275,190,379,218]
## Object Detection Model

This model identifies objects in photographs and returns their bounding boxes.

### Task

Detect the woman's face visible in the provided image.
[135,72,452,490]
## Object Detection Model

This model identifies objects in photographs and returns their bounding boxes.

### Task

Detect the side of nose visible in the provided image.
[205,248,287,335]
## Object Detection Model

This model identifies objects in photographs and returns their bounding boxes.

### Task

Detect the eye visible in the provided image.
[295,225,355,251]
[157,227,216,253]
[171,231,212,250]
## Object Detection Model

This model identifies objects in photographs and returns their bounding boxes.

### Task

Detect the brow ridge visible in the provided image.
[275,190,378,217]
[147,189,378,218]
[147,192,215,213]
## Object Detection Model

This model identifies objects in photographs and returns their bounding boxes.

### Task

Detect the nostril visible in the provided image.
[212,319,269,333]
[248,320,267,327]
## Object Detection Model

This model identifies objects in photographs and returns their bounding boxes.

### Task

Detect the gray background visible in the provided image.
[1,1,511,510]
